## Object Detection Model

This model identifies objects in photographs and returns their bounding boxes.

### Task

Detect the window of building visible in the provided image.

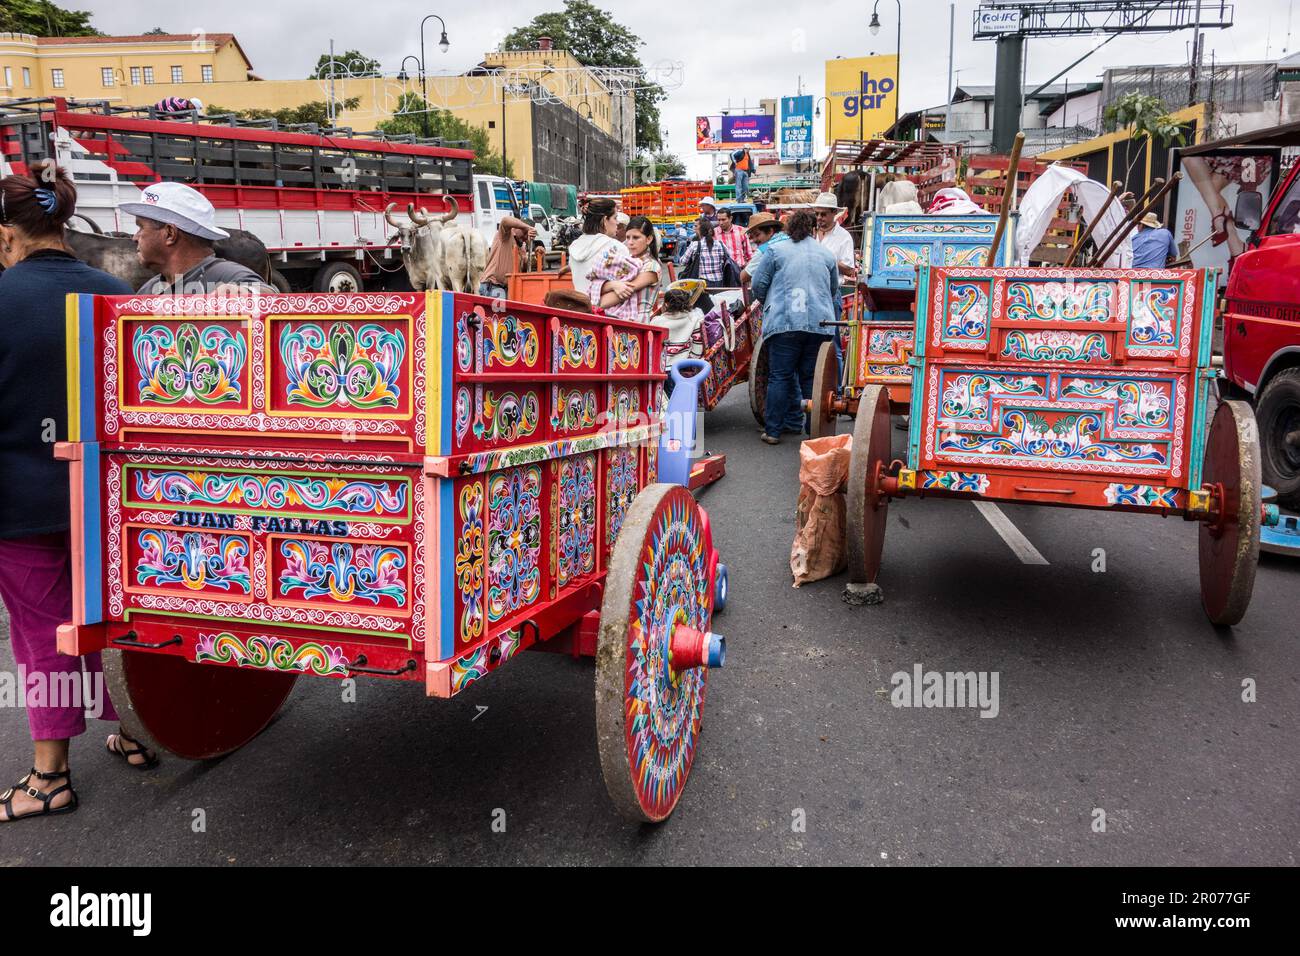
[51,69,65,89]
[130,66,141,85]
[488,120,495,129]
[171,66,183,83]
[22,67,31,87]
[3,67,11,89]
[143,67,154,84]
[201,65,213,83]
[102,67,115,87]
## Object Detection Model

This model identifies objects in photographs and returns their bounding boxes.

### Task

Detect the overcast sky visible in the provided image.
[84,0,1298,177]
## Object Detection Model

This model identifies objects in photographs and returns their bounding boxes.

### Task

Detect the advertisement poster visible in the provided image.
[1171,146,1282,286]
[780,95,813,163]
[695,114,776,151]
[823,54,899,142]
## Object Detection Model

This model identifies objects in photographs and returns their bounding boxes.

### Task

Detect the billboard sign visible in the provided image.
[1172,146,1282,287]
[824,55,899,142]
[975,5,1022,37]
[780,95,813,162]
[696,114,776,151]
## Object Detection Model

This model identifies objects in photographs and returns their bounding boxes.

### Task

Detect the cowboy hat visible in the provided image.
[811,191,843,210]
[1139,212,1162,228]
[746,211,784,237]
[668,278,706,307]
[698,195,718,208]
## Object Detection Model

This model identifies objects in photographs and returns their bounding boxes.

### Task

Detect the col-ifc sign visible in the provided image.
[824,54,898,141]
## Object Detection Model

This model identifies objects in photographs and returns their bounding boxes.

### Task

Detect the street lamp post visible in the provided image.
[417,14,450,137]
[869,0,902,135]
[813,95,831,159]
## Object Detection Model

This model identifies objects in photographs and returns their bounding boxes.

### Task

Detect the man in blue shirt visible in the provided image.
[1131,212,1179,268]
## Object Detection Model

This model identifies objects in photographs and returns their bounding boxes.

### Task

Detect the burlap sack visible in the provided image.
[791,434,852,586]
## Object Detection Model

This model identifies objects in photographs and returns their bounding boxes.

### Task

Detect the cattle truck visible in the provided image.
[0,97,522,292]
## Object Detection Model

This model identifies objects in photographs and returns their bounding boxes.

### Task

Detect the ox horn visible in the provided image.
[385,203,403,228]
[440,195,460,223]
[407,203,429,227]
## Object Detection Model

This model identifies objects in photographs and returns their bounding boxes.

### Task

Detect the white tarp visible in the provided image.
[1014,164,1131,268]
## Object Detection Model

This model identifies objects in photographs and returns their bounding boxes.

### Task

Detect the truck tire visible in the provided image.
[313,261,363,293]
[1255,367,1300,509]
[269,269,292,293]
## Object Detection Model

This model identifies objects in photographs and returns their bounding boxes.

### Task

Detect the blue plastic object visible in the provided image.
[657,359,709,488]
[714,562,728,613]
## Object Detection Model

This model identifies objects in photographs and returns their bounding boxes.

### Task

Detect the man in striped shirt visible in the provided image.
[715,207,754,268]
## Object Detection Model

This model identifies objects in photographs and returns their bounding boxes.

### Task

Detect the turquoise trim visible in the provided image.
[437,477,455,662]
[907,267,931,469]
[439,291,454,457]
[77,293,97,441]
[1186,270,1218,490]
[82,443,103,625]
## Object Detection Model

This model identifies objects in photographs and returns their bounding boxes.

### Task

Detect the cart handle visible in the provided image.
[111,631,182,650]
[1013,486,1076,496]
[347,655,418,676]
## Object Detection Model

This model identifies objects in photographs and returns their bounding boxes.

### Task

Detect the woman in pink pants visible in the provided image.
[0,161,157,823]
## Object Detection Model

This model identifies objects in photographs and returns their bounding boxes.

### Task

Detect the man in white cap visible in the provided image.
[120,181,266,294]
[1131,211,1178,269]
[811,191,856,283]
[698,195,719,227]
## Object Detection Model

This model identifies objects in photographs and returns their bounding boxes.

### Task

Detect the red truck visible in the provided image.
[1222,158,1300,508]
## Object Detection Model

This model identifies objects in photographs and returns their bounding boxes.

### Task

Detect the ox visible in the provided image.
[407,197,487,293]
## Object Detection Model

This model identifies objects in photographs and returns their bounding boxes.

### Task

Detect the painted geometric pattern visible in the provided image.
[554,323,599,372]
[883,244,930,268]
[278,540,407,607]
[133,322,247,405]
[486,466,542,622]
[939,371,1047,421]
[132,469,408,518]
[919,471,990,493]
[943,280,991,342]
[1104,484,1180,508]
[473,388,540,444]
[552,385,599,431]
[1005,281,1113,323]
[135,529,250,593]
[1001,329,1110,363]
[480,313,540,370]
[606,447,639,548]
[456,481,485,642]
[558,453,597,587]
[195,632,349,677]
[1128,282,1180,348]
[626,493,708,818]
[280,321,405,409]
[608,330,642,371]
[1059,376,1173,429]
[938,407,1168,466]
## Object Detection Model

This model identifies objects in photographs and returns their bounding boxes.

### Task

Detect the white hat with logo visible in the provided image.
[120,181,230,240]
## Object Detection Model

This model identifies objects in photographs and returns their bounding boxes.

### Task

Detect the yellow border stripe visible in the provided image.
[65,293,80,443]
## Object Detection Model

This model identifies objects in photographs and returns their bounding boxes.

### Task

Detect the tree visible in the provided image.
[310,50,382,79]
[1103,92,1187,186]
[143,27,168,35]
[0,0,99,36]
[502,0,663,151]
[378,93,515,177]
[629,149,685,182]
[205,98,361,128]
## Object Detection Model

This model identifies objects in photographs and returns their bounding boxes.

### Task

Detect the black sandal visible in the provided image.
[107,732,159,770]
[0,768,78,822]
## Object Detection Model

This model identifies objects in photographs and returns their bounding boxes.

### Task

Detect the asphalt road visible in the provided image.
[1,386,1297,865]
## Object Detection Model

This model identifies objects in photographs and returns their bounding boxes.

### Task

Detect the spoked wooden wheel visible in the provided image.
[748,335,770,428]
[104,649,298,760]
[846,384,892,585]
[1198,400,1262,626]
[596,483,722,823]
[809,340,839,439]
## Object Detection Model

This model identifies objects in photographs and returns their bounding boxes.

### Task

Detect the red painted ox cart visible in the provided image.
[55,290,726,822]
[845,266,1279,626]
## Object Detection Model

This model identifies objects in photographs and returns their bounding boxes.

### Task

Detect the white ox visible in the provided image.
[410,197,488,293]
[385,201,447,291]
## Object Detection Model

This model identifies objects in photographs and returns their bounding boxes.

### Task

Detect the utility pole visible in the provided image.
[945,3,955,134]
[1189,0,1205,106]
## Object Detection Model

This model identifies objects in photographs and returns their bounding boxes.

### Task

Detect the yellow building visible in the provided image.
[0,32,634,187]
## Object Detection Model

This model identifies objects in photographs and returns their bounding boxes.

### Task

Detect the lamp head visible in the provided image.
[439,32,450,53]
[869,12,881,35]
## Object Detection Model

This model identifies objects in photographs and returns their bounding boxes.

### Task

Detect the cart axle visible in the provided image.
[669,625,725,672]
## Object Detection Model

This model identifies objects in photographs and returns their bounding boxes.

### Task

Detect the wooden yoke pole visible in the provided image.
[988,131,1024,266]
[1092,173,1182,267]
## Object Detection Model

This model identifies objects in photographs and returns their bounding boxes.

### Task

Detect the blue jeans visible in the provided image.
[735,168,750,202]
[764,330,831,438]
[478,281,507,299]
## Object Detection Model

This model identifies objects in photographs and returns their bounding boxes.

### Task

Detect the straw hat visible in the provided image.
[746,211,784,237]
[811,191,843,210]
[1140,212,1162,228]
[667,278,706,307]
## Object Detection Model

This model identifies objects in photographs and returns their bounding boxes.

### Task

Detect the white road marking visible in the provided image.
[973,502,1050,565]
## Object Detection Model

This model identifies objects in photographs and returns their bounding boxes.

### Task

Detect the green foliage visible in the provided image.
[0,0,99,36]
[205,98,361,128]
[143,27,168,35]
[629,149,685,182]
[1102,92,1186,147]
[378,93,515,177]
[501,0,662,150]
[310,50,382,79]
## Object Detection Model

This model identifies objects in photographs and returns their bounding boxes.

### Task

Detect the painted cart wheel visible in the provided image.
[596,483,719,823]
[809,340,839,439]
[846,384,892,585]
[748,335,769,428]
[1198,399,1262,626]
[104,649,297,760]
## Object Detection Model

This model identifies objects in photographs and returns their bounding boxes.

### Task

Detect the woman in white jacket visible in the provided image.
[568,197,633,304]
